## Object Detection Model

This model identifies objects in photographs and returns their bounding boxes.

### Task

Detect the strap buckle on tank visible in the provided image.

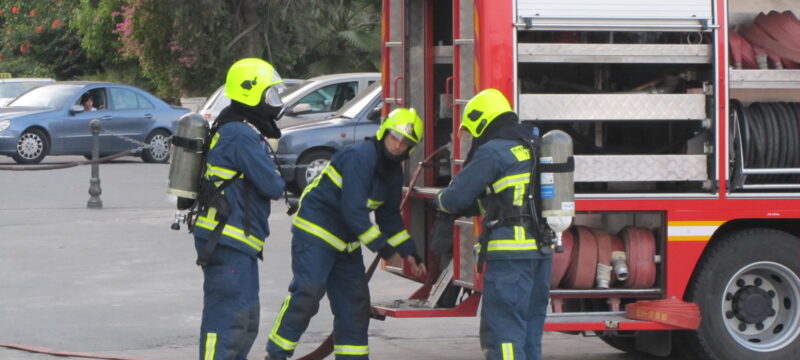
[172,135,205,153]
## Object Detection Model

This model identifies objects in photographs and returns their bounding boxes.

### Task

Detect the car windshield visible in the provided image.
[280,80,312,101]
[335,82,381,119]
[0,82,47,98]
[9,84,83,108]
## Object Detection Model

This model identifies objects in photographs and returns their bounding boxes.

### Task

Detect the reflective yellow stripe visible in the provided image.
[334,344,369,356]
[487,240,538,251]
[367,198,384,209]
[209,133,220,149]
[268,296,297,350]
[347,242,362,252]
[514,226,525,241]
[195,215,264,251]
[436,192,452,213]
[502,342,514,360]
[513,184,525,206]
[205,163,239,180]
[204,333,217,360]
[388,230,410,247]
[324,165,342,188]
[293,216,347,251]
[491,173,530,192]
[359,225,381,245]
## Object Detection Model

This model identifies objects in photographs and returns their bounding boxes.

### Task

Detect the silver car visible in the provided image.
[198,73,379,128]
[0,78,55,106]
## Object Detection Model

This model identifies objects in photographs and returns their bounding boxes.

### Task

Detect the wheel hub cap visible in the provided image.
[733,286,774,324]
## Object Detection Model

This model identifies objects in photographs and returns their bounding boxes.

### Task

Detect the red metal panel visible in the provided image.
[381,0,392,118]
[473,0,514,105]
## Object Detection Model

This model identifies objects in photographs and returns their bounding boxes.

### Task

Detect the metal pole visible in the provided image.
[87,119,103,209]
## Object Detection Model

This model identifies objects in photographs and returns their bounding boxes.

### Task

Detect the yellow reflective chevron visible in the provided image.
[269,295,298,351]
[204,332,217,360]
[195,215,264,251]
[367,198,384,209]
[334,344,369,356]
[486,226,538,251]
[293,216,362,252]
[502,342,514,360]
[388,230,410,246]
[359,225,381,245]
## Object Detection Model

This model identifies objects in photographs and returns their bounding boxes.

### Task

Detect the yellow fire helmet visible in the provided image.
[225,58,283,107]
[461,88,512,138]
[376,107,424,149]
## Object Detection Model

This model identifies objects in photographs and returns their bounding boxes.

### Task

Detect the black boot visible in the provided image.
[264,354,287,360]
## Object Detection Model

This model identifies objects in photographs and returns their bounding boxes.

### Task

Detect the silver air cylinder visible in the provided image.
[540,130,575,252]
[167,113,209,209]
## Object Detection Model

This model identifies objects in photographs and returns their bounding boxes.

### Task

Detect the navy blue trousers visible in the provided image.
[480,258,552,360]
[266,233,370,359]
[195,238,260,360]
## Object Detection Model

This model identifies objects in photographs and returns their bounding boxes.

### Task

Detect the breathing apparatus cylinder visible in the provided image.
[539,130,575,253]
[167,113,210,210]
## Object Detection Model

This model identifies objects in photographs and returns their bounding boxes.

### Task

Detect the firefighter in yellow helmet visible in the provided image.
[434,89,552,360]
[194,58,285,360]
[265,107,426,360]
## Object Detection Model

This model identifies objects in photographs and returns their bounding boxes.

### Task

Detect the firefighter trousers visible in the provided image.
[194,238,260,360]
[480,257,552,360]
[266,234,370,359]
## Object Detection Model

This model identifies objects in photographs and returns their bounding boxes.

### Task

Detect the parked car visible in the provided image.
[274,82,383,193]
[0,78,55,106]
[198,78,303,122]
[198,73,379,128]
[0,81,190,164]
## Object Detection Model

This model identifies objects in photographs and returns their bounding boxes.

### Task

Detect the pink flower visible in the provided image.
[35,26,43,33]
[29,9,36,16]
[11,7,18,15]
[51,19,60,28]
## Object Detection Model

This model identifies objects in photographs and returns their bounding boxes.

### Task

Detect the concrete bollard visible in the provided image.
[87,119,103,209]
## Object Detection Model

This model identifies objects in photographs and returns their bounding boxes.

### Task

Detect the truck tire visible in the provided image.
[295,150,332,192]
[686,228,800,360]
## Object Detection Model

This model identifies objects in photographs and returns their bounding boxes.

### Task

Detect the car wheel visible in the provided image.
[295,150,332,192]
[686,228,800,360]
[12,128,49,164]
[142,129,171,163]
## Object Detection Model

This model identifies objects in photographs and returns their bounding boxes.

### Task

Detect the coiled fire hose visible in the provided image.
[296,144,449,360]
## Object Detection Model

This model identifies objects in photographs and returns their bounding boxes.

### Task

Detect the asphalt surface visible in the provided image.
[0,155,669,360]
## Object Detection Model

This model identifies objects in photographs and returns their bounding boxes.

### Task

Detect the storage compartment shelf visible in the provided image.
[519,94,707,121]
[730,69,800,89]
[519,43,712,64]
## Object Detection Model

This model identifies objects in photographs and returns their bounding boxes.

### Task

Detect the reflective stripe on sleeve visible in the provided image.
[203,333,217,360]
[324,165,342,188]
[388,230,410,247]
[359,225,381,245]
[502,342,514,360]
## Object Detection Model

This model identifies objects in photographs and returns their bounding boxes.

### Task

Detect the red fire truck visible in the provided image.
[373,0,800,359]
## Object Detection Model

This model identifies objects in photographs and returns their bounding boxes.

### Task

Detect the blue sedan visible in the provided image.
[274,82,382,193]
[0,81,189,164]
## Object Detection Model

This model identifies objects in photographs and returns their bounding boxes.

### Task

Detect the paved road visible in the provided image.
[0,155,672,359]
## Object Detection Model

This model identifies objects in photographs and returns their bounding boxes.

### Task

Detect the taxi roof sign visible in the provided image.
[0,73,12,79]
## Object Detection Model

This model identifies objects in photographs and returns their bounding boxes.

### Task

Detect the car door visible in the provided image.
[352,95,383,144]
[106,87,156,151]
[64,88,113,153]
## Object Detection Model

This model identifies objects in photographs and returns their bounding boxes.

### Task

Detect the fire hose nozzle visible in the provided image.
[611,251,629,282]
[171,211,186,231]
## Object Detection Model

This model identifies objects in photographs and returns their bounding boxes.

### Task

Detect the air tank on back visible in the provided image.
[167,113,209,210]
[539,129,575,252]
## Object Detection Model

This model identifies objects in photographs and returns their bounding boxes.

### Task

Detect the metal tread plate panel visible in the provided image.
[729,69,800,89]
[574,155,708,182]
[519,94,707,121]
[518,43,712,64]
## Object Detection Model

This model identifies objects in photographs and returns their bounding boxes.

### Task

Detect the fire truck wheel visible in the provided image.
[686,228,800,360]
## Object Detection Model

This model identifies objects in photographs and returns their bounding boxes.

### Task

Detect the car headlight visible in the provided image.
[0,119,10,133]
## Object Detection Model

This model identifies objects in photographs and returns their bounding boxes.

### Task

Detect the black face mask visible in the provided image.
[231,99,285,139]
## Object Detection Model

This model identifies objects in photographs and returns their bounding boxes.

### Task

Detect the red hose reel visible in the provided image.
[551,226,656,289]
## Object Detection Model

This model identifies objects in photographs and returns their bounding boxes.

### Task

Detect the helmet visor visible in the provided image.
[388,129,416,147]
[264,86,284,107]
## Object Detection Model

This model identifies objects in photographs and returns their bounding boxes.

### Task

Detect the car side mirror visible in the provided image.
[69,105,85,115]
[287,103,312,116]
[367,106,382,122]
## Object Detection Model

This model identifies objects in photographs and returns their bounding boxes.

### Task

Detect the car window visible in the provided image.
[110,88,148,110]
[337,82,382,119]
[295,81,357,113]
[9,84,82,108]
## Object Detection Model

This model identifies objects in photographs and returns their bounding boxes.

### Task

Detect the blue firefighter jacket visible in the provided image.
[194,121,285,257]
[292,140,417,258]
[435,138,550,261]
